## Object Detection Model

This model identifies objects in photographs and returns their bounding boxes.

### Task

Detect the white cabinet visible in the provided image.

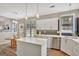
[61,38,73,55]
[61,38,79,56]
[65,39,73,55]
[72,41,79,56]
[47,37,52,48]
[36,18,58,30]
[61,38,67,52]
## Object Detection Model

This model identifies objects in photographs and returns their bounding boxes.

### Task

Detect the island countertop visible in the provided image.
[17,37,48,45]
[17,37,48,56]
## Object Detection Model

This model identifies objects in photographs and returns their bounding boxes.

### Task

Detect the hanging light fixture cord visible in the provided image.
[25,3,28,19]
[36,3,39,19]
[69,3,72,14]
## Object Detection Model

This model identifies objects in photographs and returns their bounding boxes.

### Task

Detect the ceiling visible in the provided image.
[0,3,79,19]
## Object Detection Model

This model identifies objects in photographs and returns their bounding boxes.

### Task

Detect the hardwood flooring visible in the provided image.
[47,49,69,56]
[0,44,16,56]
[0,44,68,56]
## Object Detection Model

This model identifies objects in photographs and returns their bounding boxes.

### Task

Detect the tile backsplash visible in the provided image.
[36,30,59,35]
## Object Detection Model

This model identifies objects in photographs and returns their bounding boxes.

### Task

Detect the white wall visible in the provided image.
[0,16,18,45]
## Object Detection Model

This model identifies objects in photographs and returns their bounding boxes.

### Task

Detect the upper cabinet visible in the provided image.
[36,18,58,30]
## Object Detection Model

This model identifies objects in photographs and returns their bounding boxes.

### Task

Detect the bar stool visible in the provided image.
[10,35,16,48]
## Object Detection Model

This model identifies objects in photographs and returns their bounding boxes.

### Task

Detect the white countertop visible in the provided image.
[17,37,48,56]
[36,34,79,44]
[62,36,79,44]
[17,37,48,45]
[35,34,64,38]
[72,37,79,44]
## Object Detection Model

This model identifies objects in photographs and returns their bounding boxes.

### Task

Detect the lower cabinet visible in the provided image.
[47,37,52,48]
[61,38,79,56]
[72,41,79,56]
[65,39,73,55]
[61,38,67,52]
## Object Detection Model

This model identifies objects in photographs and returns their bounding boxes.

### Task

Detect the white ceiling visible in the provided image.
[0,3,79,19]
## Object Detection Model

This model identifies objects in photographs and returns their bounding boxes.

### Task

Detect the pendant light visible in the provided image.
[36,3,39,19]
[69,3,72,14]
[25,3,28,20]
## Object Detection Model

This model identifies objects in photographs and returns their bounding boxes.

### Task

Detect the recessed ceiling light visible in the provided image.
[50,5,55,8]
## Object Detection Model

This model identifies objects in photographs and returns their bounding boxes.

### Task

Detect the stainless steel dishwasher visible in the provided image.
[52,37,61,49]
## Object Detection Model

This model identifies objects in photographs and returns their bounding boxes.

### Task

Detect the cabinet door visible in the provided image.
[51,18,58,30]
[73,42,79,56]
[75,45,79,56]
[61,38,67,52]
[61,38,72,54]
[66,39,73,55]
[61,38,74,55]
[66,39,79,56]
[47,37,52,48]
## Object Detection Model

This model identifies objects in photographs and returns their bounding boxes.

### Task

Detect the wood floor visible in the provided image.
[48,49,69,56]
[0,44,68,56]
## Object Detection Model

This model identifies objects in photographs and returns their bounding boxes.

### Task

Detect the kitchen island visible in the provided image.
[16,37,48,56]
